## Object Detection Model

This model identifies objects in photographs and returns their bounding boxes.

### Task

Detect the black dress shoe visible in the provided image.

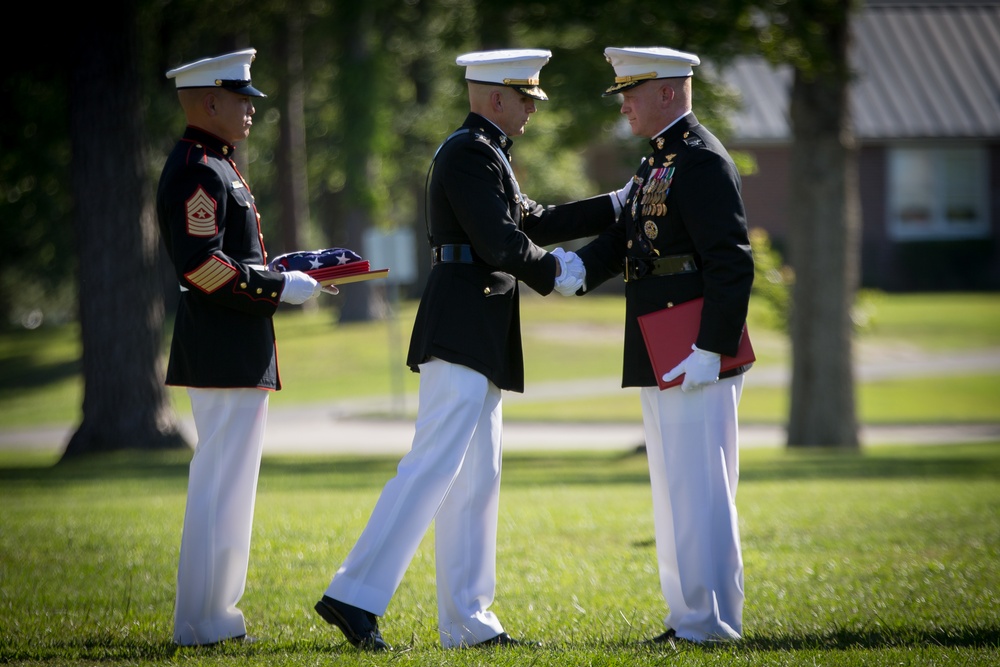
[646,628,678,646]
[471,632,541,648]
[314,596,391,652]
[189,633,261,647]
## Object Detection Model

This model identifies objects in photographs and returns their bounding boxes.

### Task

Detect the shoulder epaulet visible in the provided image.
[431,128,471,161]
[682,130,706,149]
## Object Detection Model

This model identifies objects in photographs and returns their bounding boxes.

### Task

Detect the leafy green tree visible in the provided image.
[4,0,864,454]
[0,49,75,328]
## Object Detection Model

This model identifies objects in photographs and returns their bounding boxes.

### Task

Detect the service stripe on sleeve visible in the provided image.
[185,186,218,237]
[184,257,237,293]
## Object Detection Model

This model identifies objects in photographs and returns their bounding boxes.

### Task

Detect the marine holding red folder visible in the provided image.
[553,46,754,646]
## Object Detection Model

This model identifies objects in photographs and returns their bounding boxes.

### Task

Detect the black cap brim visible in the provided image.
[602,80,643,97]
[219,79,267,97]
[233,84,267,98]
[512,84,547,101]
[466,79,547,101]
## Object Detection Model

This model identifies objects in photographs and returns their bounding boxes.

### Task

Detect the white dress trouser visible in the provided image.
[173,387,268,646]
[640,375,744,642]
[325,358,506,648]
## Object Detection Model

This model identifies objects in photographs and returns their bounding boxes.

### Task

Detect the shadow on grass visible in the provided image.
[0,355,80,396]
[740,624,1000,651]
[6,624,999,663]
[736,445,1000,482]
[0,450,404,491]
[1,444,998,491]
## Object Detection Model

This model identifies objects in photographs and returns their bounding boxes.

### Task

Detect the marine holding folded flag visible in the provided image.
[557,47,755,645]
[155,48,334,646]
[313,48,627,651]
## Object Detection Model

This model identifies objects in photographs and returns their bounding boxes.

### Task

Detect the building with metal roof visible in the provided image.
[721,0,1000,290]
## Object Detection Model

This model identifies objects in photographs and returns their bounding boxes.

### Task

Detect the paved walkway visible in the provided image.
[3,348,999,455]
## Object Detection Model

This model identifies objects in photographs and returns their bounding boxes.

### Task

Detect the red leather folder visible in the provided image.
[638,297,755,390]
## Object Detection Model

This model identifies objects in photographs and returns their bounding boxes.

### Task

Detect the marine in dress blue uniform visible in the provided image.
[314,49,618,651]
[573,46,754,644]
[157,48,323,646]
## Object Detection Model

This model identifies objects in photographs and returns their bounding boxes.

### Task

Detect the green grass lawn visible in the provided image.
[1,444,998,665]
[1,291,999,429]
[2,292,998,665]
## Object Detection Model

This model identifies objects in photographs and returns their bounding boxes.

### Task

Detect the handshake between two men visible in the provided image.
[550,247,587,297]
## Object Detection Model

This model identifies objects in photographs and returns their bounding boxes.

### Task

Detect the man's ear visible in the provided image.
[660,83,675,106]
[491,89,504,112]
[661,83,677,106]
[202,92,218,116]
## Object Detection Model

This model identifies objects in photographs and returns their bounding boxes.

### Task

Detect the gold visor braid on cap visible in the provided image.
[614,71,658,85]
[503,77,540,86]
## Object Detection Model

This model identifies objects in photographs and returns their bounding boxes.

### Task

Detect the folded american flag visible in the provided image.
[268,247,367,274]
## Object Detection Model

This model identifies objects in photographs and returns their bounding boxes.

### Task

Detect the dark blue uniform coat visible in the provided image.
[407,113,616,392]
[577,113,755,388]
[156,126,285,390]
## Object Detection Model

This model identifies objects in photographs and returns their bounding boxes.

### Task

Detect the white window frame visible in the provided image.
[887,145,990,241]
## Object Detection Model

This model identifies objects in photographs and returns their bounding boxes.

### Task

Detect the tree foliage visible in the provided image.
[2,0,766,328]
[2,0,868,453]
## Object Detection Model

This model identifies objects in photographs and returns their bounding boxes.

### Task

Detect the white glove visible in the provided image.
[662,344,721,392]
[280,270,322,304]
[610,178,634,217]
[551,248,585,296]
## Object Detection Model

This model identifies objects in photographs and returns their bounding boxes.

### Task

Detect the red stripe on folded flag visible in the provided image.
[305,261,371,280]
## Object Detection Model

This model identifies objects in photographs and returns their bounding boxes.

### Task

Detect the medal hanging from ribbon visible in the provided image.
[641,166,673,219]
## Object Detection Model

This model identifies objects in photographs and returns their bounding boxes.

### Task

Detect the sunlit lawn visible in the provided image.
[1,292,998,665]
[1,443,998,666]
[1,291,999,429]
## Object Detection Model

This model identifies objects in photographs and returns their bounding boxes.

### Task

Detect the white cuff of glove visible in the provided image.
[280,270,322,304]
[610,179,633,217]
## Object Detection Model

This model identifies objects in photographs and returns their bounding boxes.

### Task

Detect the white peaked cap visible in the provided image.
[457,48,552,100]
[166,48,266,97]
[602,46,700,96]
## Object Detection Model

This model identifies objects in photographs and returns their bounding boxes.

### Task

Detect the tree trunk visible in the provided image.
[277,8,310,256]
[786,7,861,449]
[335,3,384,323]
[62,1,186,460]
